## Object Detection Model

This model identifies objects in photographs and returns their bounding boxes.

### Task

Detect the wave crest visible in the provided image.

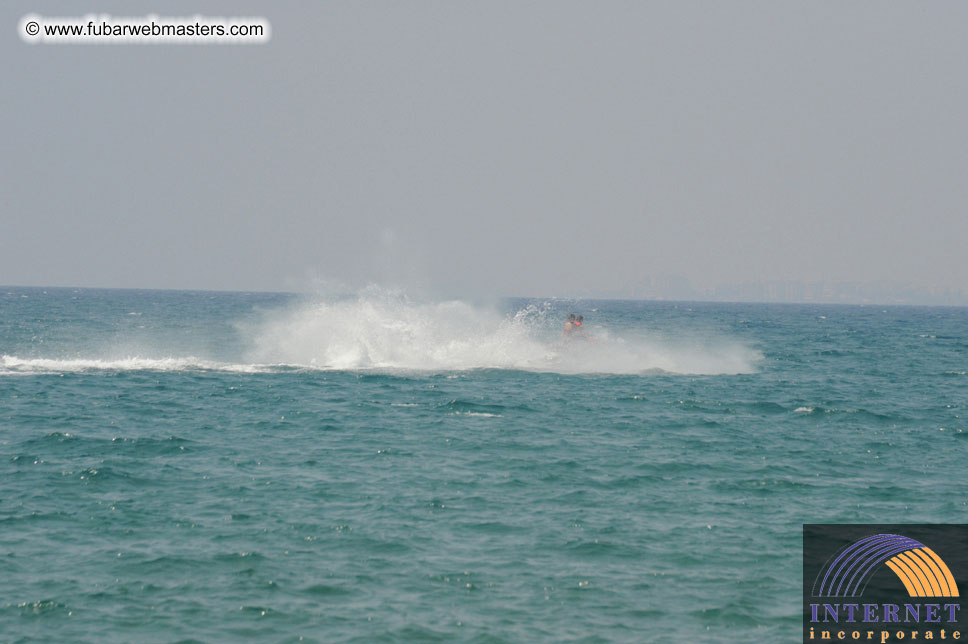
[0,355,271,374]
[242,291,761,375]
[0,290,762,376]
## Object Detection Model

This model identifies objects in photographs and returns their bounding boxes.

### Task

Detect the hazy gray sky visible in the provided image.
[3,1,966,299]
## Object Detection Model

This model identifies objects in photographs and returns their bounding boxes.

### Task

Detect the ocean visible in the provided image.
[1,287,965,643]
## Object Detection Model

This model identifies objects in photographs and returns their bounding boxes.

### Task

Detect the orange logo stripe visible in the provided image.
[886,548,959,597]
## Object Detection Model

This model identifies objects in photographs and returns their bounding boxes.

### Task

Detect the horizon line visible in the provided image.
[3,283,967,309]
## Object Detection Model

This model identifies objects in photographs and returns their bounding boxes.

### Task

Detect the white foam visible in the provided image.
[241,289,762,375]
[243,292,553,372]
[0,355,276,375]
[1,290,763,376]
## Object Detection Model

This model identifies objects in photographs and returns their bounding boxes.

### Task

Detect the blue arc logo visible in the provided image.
[813,533,960,598]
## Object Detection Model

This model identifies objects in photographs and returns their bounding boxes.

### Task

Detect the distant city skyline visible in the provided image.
[621,276,967,306]
[4,277,965,307]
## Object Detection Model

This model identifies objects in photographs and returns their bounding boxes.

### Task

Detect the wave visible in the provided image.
[240,289,761,375]
[1,289,761,376]
[0,355,276,375]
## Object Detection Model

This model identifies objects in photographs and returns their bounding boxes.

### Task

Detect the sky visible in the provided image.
[2,1,967,301]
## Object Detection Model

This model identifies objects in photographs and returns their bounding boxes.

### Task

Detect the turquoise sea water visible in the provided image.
[1,287,966,643]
